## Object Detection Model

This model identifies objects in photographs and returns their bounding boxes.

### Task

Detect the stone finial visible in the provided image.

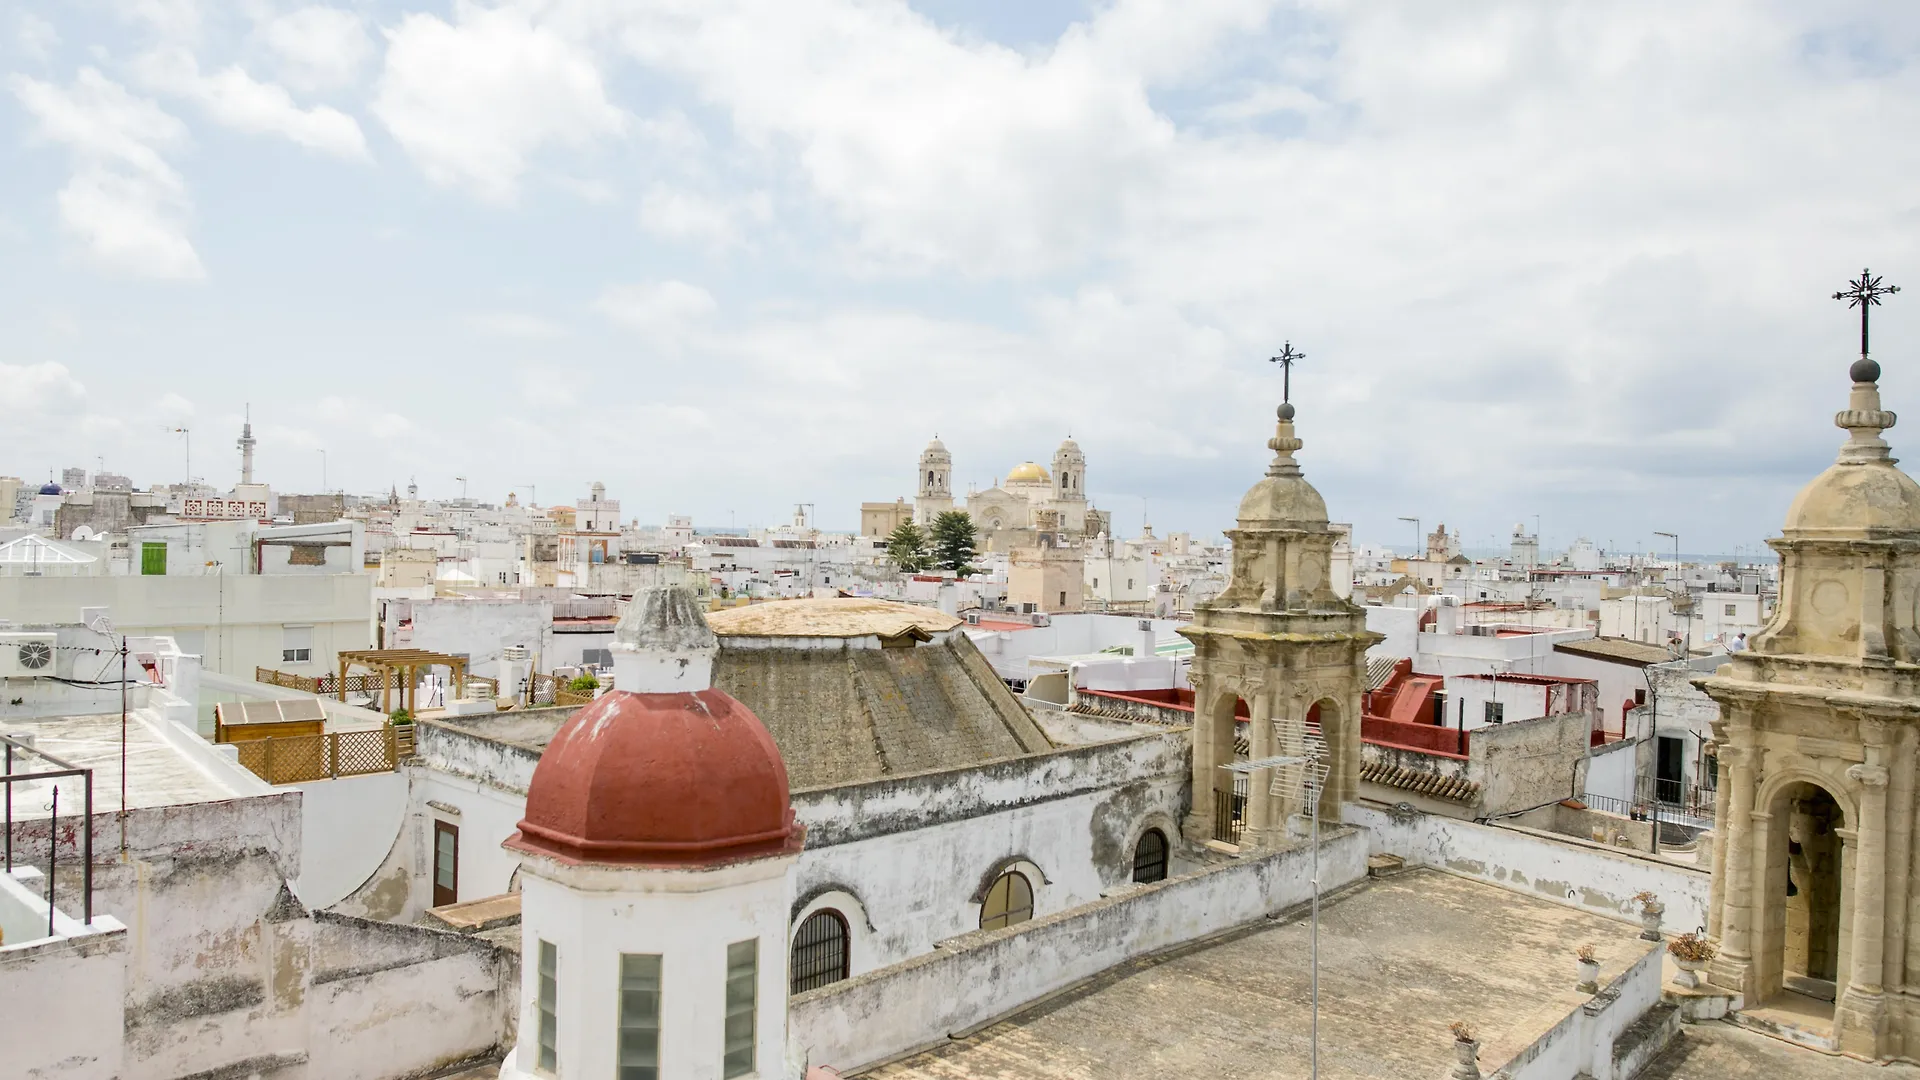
[1267,403,1304,478]
[1836,363,1899,466]
[610,585,719,693]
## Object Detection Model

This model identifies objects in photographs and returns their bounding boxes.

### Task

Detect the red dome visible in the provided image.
[505,689,803,868]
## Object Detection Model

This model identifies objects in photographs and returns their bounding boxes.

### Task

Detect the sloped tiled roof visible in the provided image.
[1361,760,1482,804]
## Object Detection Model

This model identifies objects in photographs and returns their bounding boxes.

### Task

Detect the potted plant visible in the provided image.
[1575,944,1601,993]
[1633,891,1664,941]
[389,707,413,727]
[1447,1021,1480,1080]
[1668,932,1715,989]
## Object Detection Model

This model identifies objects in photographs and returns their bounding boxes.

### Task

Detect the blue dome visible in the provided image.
[38,482,62,495]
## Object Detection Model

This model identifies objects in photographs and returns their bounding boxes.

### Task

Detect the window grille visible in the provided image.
[791,910,850,993]
[617,953,662,1080]
[723,939,757,1078]
[537,940,559,1073]
[1132,829,1169,884]
[980,871,1034,931]
[1484,701,1504,724]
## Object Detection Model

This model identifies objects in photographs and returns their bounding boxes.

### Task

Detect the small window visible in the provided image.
[1133,829,1169,884]
[791,910,850,993]
[1724,603,1737,616]
[537,940,559,1073]
[1059,591,1067,606]
[617,953,662,1080]
[282,625,313,664]
[1127,579,1134,590]
[723,939,757,1078]
[1093,578,1099,589]
[140,541,167,576]
[980,870,1034,931]
[1484,701,1505,724]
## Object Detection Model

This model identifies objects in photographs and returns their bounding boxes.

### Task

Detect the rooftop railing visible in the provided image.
[2,734,94,931]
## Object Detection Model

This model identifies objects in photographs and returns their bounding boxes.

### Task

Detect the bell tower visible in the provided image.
[1702,347,1920,1060]
[915,437,954,525]
[1051,438,1088,533]
[1179,401,1380,851]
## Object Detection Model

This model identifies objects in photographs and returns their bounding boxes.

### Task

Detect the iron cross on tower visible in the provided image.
[1834,268,1900,359]
[1269,341,1305,403]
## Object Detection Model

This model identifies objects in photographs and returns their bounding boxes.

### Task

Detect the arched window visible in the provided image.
[980,870,1034,931]
[791,909,850,993]
[1132,829,1169,884]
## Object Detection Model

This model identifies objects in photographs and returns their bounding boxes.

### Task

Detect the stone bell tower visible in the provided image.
[1180,401,1381,851]
[1702,352,1920,1060]
[916,437,954,526]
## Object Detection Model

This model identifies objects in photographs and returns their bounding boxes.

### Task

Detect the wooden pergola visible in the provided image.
[337,648,469,715]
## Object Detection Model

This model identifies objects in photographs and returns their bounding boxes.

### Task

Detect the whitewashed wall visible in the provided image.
[1344,803,1711,931]
[290,771,409,910]
[789,828,1369,1073]
[1500,944,1668,1080]
[1585,739,1638,804]
[0,898,128,1080]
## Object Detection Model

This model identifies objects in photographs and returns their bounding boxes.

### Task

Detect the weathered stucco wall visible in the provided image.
[791,731,1189,969]
[1474,709,1592,815]
[305,913,511,1079]
[1500,942,1666,1080]
[0,871,129,1080]
[1345,803,1710,931]
[789,827,1369,1073]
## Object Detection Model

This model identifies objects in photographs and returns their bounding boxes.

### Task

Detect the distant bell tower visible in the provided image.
[237,405,258,486]
[916,437,954,525]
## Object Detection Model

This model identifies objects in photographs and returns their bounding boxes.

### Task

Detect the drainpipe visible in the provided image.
[1646,678,1660,855]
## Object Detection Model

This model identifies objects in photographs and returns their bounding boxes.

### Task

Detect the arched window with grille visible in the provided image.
[790,909,850,993]
[1133,828,1169,884]
[979,870,1034,931]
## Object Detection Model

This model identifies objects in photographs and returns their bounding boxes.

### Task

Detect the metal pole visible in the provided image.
[120,635,128,858]
[47,785,57,938]
[5,742,12,872]
[82,769,92,925]
[1310,783,1320,1080]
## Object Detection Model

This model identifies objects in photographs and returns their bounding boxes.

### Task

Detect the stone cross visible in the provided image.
[1834,268,1900,359]
[1269,341,1305,403]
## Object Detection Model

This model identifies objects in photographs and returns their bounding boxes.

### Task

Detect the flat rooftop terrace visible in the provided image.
[3,710,251,815]
[871,868,1656,1079]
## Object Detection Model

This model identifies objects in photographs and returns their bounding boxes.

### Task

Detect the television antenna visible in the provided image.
[1222,714,1331,1078]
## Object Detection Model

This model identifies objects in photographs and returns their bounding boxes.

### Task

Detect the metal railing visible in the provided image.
[232,727,399,785]
[1211,782,1247,845]
[3,735,93,930]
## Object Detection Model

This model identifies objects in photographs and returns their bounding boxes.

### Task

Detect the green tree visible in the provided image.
[886,519,931,573]
[930,510,979,576]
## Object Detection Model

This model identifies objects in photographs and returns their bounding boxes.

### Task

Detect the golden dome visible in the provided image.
[1006,462,1050,484]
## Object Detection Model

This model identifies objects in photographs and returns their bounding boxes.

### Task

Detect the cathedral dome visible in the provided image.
[1007,462,1050,484]
[1781,462,1920,538]
[506,688,803,868]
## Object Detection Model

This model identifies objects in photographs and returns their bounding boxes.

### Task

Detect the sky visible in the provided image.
[3,1,1918,555]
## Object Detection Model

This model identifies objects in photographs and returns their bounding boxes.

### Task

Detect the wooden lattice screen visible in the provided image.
[233,727,400,785]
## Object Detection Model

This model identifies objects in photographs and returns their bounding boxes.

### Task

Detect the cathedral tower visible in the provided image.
[1179,401,1380,851]
[1703,351,1920,1060]
[1052,438,1088,533]
[915,437,954,525]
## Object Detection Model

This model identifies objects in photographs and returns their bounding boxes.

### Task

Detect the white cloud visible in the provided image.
[155,391,195,420]
[259,6,374,93]
[3,361,87,412]
[469,312,568,338]
[373,4,625,202]
[14,12,58,62]
[595,280,718,339]
[8,69,203,279]
[133,47,369,159]
[637,184,771,248]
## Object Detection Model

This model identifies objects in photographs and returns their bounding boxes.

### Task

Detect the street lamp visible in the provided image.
[1398,516,1421,559]
[1653,531,1685,655]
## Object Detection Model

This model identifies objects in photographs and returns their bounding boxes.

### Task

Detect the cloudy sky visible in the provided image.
[3,1,1917,554]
